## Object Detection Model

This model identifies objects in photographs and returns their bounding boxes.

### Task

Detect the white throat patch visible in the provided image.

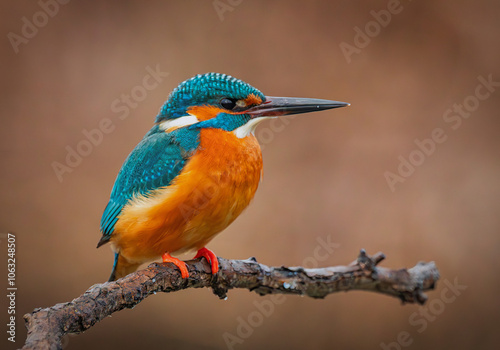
[233,117,270,138]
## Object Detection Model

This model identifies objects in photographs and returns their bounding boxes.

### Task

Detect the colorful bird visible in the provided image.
[98,73,348,281]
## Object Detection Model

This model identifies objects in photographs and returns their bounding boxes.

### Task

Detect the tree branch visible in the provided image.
[22,250,439,350]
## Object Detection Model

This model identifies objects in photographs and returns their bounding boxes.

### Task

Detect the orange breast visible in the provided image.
[112,128,263,264]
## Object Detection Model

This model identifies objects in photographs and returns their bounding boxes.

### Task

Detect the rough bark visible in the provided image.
[22,250,439,350]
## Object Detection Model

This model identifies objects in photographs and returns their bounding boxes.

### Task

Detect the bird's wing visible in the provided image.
[98,127,200,245]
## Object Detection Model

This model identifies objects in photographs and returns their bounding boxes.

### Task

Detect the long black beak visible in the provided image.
[246,96,349,117]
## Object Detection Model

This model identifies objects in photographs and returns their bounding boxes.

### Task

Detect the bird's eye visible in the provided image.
[220,98,237,110]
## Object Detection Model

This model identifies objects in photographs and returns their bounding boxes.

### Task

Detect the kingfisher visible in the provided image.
[97,73,348,281]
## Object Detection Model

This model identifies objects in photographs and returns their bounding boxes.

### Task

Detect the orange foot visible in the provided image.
[162,252,189,278]
[194,247,219,275]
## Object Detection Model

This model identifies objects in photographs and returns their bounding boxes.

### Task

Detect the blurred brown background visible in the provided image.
[1,1,499,349]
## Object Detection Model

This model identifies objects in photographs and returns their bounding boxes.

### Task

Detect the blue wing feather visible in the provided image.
[98,126,200,245]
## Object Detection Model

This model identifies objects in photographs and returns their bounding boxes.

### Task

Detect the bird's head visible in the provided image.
[156,73,348,137]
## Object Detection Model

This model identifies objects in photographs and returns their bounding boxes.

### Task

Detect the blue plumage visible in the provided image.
[98,126,201,246]
[99,73,264,247]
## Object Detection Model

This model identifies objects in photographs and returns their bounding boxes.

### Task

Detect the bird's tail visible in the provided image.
[108,252,141,282]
